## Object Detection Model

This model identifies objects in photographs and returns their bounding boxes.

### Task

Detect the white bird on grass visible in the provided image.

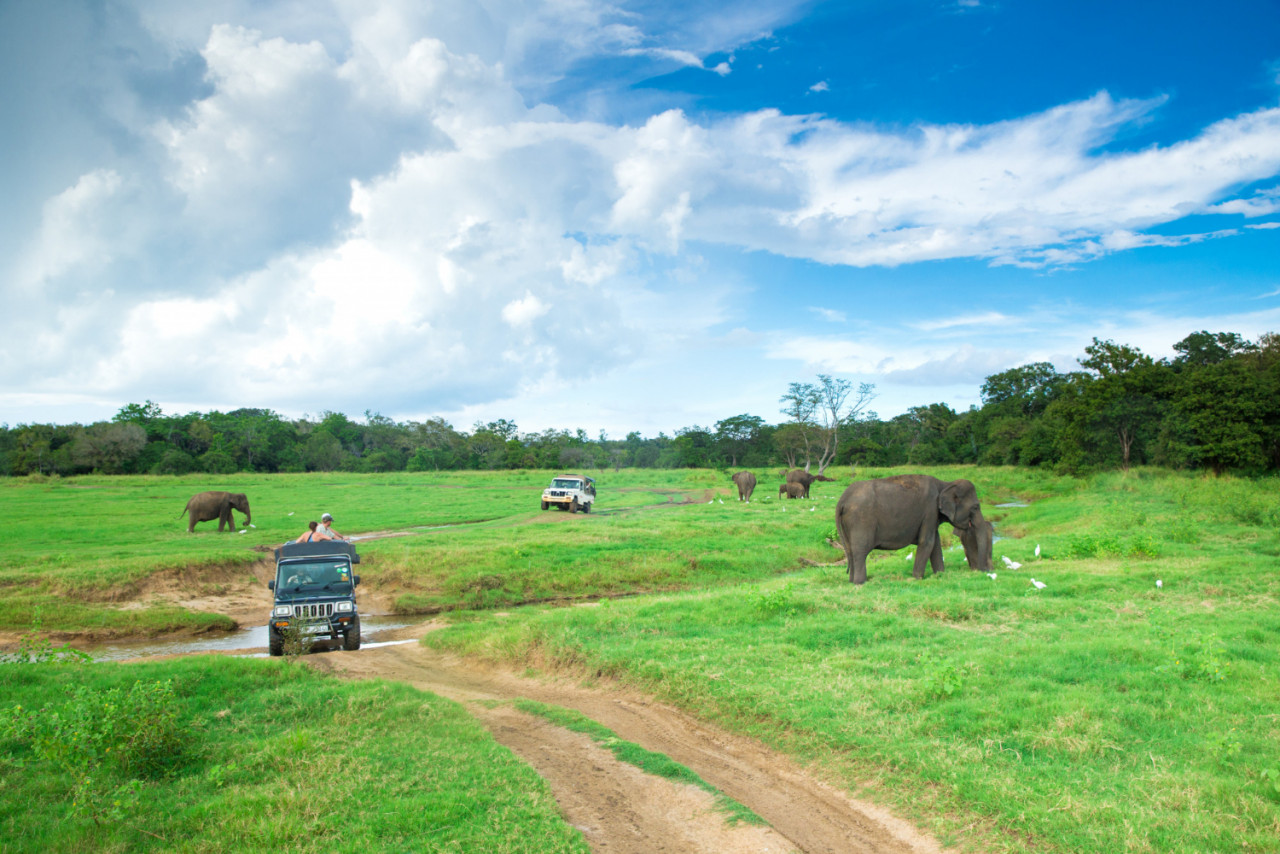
[238,530,247,535]
[719,498,724,504]
[905,550,914,561]
[987,573,997,580]
[1030,578,1046,590]
[249,524,257,528]
[1035,543,1041,558]
[708,499,714,504]
[288,512,295,516]
[1156,579,1163,588]
[810,506,816,512]
[1002,555,1022,569]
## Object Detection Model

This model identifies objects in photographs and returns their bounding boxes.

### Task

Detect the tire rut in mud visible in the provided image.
[307,642,951,854]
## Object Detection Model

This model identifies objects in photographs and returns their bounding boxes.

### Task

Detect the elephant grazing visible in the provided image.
[731,471,757,501]
[181,491,251,533]
[834,475,990,585]
[779,482,805,499]
[784,468,835,499]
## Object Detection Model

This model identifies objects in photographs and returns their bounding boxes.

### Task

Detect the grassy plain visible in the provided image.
[423,467,1280,853]
[3,466,1280,852]
[0,656,589,853]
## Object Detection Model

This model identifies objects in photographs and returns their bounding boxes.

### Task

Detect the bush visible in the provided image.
[3,678,188,823]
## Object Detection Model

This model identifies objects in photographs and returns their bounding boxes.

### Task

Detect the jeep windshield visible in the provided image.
[550,478,582,489]
[275,560,354,592]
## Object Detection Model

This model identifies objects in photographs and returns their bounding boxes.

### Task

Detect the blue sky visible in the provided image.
[3,0,1278,436]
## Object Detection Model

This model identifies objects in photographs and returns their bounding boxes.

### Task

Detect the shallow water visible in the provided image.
[82,615,415,662]
[995,502,1029,508]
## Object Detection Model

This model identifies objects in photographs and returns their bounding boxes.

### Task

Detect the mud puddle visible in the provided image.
[82,615,414,661]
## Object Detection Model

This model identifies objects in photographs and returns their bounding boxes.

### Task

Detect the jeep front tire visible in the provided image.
[343,618,361,651]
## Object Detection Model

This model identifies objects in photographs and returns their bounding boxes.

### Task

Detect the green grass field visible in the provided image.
[3,466,1279,851]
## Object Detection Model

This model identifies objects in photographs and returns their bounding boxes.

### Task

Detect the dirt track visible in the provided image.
[308,630,952,854]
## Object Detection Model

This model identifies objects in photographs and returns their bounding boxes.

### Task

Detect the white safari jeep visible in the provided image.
[541,474,596,513]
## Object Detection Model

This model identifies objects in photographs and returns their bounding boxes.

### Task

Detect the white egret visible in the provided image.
[1030,578,1046,590]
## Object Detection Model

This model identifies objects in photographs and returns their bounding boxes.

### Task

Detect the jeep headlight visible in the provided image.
[272,605,292,617]
[335,601,354,613]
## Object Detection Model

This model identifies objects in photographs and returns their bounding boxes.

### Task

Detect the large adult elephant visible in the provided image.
[181,491,251,533]
[834,475,990,584]
[959,518,995,572]
[779,482,805,499]
[731,471,757,502]
[784,468,835,499]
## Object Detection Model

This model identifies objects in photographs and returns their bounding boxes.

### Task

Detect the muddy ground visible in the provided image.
[307,628,954,854]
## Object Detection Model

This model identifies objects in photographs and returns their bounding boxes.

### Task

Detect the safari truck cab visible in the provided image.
[541,474,596,513]
[268,541,362,656]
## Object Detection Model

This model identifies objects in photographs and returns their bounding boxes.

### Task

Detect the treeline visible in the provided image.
[3,330,1278,477]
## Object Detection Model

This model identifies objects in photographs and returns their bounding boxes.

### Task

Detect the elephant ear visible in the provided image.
[938,483,960,523]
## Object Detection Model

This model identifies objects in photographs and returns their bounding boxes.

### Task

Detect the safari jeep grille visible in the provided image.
[292,603,334,620]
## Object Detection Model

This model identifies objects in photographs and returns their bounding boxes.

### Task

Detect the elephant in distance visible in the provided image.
[784,468,835,499]
[181,491,251,533]
[779,482,805,499]
[835,475,990,584]
[732,471,757,501]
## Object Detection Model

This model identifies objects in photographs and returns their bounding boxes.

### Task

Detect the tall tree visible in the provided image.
[780,375,875,473]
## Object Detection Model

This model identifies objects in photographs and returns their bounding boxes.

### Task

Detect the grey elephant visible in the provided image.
[784,468,835,499]
[959,518,994,572]
[731,471,757,501]
[834,475,990,584]
[779,482,805,499]
[181,491,251,533]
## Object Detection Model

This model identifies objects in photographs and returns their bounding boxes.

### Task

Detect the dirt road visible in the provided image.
[308,632,952,854]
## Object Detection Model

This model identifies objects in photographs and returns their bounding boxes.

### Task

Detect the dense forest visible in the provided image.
[4,330,1278,477]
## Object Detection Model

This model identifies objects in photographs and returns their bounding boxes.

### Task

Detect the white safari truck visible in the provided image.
[541,474,596,513]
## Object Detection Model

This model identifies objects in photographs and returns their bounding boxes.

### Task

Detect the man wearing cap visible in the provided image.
[314,512,346,541]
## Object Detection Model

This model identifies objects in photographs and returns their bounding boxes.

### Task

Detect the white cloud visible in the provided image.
[912,311,1009,332]
[502,291,551,327]
[809,307,847,323]
[4,1,1280,429]
[19,169,124,288]
[809,80,829,93]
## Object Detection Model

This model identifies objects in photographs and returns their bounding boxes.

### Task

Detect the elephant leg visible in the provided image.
[850,552,869,584]
[911,526,935,580]
[929,535,945,576]
[840,527,872,585]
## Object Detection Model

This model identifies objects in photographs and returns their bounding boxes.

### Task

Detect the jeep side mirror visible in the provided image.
[268,580,275,591]
[353,575,360,587]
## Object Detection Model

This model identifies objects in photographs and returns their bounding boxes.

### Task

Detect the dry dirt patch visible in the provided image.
[309,636,953,854]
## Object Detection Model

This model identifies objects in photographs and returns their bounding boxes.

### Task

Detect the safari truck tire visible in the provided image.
[343,618,361,651]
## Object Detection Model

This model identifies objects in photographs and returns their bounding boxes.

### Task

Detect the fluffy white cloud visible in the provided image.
[4,0,1279,428]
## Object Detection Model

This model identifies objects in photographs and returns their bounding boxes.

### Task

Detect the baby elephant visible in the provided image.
[181,490,251,533]
[779,482,805,499]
